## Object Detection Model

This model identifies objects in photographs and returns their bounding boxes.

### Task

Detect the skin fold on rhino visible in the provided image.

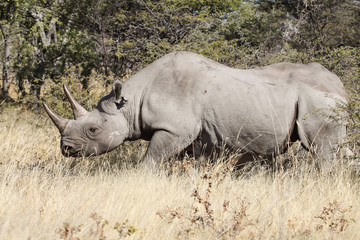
[44,51,348,170]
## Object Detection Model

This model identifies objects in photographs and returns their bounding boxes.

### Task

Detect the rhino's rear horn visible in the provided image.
[113,80,122,104]
[43,103,69,133]
[63,85,88,119]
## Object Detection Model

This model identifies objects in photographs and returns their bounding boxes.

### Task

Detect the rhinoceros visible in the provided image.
[44,51,348,169]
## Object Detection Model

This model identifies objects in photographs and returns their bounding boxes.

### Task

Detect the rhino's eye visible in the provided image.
[87,126,101,136]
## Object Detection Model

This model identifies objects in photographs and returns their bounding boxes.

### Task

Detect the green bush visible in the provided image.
[42,65,112,119]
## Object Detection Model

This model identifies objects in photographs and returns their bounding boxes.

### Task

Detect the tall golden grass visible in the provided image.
[0,106,359,239]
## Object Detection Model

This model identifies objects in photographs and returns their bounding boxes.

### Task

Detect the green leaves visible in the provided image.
[1,0,359,103]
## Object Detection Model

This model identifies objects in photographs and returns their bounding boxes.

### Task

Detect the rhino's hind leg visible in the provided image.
[296,102,347,172]
[142,129,199,168]
[314,123,346,172]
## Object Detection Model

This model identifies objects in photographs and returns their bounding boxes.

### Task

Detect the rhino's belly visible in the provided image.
[195,121,293,158]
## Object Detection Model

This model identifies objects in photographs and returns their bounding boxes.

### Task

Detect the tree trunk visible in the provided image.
[101,29,109,76]
[1,24,10,97]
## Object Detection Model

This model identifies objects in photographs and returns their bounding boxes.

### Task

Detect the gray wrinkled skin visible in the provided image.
[44,51,348,169]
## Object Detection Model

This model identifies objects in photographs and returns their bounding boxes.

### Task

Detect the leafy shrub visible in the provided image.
[42,65,113,118]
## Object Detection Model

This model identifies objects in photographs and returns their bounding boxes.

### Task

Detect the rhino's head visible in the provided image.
[43,81,129,157]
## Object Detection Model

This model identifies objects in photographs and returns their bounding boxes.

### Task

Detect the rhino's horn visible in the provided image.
[63,85,88,119]
[43,103,69,133]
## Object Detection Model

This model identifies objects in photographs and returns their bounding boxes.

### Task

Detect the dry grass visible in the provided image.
[0,106,359,239]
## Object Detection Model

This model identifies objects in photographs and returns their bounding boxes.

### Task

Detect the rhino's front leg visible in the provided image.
[142,130,197,168]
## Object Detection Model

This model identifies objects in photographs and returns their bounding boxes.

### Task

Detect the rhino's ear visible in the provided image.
[112,80,122,104]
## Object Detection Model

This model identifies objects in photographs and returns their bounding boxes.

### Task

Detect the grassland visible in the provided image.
[0,106,359,239]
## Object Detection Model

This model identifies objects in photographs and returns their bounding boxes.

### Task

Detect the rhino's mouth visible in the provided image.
[62,144,82,157]
[61,142,98,157]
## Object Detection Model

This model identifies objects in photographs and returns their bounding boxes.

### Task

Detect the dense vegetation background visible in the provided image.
[1,0,359,98]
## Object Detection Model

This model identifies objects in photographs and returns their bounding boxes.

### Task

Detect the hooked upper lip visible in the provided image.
[61,144,81,157]
[61,144,97,157]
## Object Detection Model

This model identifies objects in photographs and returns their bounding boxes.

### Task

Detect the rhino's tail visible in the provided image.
[293,100,311,151]
[286,100,311,151]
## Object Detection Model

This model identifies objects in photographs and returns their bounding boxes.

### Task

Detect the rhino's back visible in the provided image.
[133,51,346,122]
[144,51,346,98]
[252,61,347,99]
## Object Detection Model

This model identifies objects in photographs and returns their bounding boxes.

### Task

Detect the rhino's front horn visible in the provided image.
[43,103,69,133]
[63,85,88,119]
